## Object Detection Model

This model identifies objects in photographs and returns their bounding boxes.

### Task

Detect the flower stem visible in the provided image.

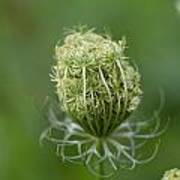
[99,163,104,180]
[98,140,104,180]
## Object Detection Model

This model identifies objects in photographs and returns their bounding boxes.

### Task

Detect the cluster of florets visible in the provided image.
[162,169,180,180]
[52,29,142,136]
[41,28,164,177]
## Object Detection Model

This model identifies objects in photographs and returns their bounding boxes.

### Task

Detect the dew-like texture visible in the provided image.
[162,169,180,180]
[52,29,142,136]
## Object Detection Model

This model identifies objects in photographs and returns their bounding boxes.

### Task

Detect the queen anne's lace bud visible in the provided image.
[41,28,165,177]
[162,169,180,180]
[52,29,142,136]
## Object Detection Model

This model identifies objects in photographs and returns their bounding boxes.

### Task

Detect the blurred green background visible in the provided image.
[0,0,180,179]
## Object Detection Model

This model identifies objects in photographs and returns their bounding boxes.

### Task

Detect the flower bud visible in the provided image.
[52,29,142,136]
[41,28,164,176]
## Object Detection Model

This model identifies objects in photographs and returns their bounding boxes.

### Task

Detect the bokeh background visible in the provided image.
[0,0,180,180]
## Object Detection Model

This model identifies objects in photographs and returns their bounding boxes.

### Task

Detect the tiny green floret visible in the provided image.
[52,29,142,137]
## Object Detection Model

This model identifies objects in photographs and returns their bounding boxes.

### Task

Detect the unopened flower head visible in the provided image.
[41,27,165,177]
[162,169,180,180]
[52,29,142,136]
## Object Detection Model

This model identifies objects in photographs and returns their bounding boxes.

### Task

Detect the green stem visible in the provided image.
[98,139,104,180]
[99,163,104,180]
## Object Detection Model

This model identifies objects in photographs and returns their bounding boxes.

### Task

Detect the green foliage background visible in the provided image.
[0,0,180,179]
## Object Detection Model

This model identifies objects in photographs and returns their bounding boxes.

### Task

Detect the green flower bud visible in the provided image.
[41,28,165,176]
[52,29,142,136]
[162,169,180,180]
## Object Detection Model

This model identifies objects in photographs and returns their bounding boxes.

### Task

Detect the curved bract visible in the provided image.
[40,105,164,177]
[52,29,142,136]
